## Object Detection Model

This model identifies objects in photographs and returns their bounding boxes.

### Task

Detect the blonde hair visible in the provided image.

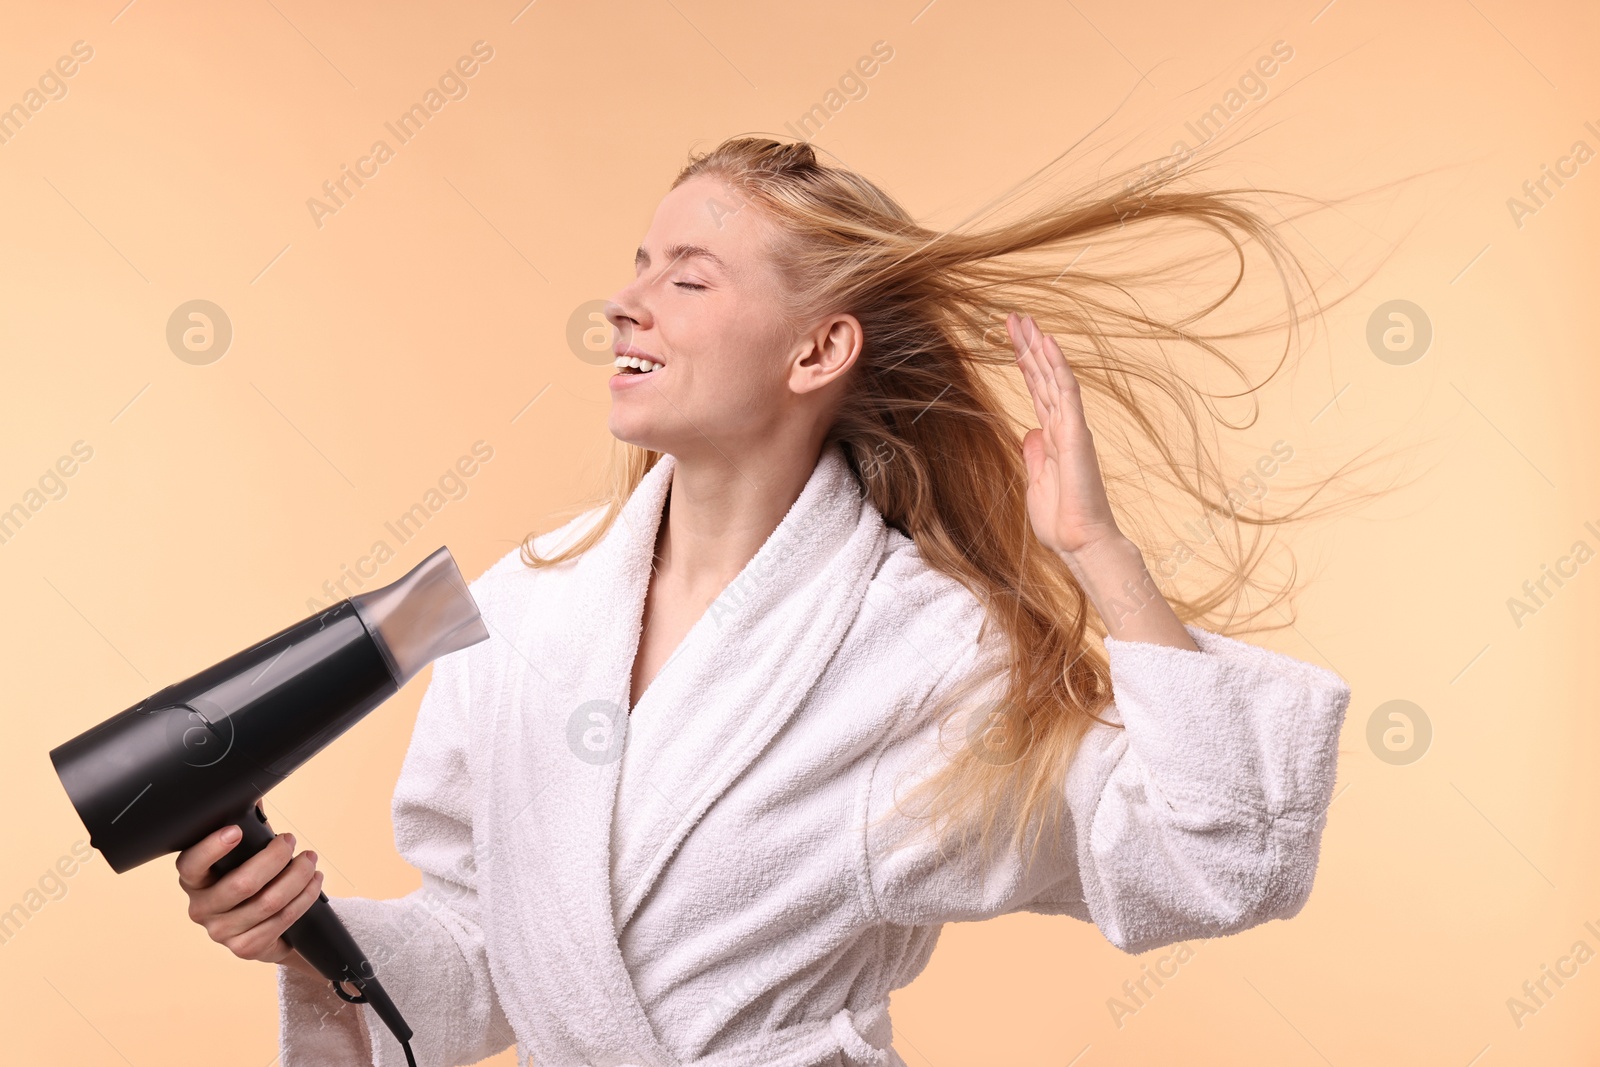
[524,132,1403,868]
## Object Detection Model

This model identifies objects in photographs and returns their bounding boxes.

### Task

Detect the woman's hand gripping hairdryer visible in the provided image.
[48,546,490,1064]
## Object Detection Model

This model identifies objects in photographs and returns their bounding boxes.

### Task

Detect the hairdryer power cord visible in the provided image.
[334,980,419,1067]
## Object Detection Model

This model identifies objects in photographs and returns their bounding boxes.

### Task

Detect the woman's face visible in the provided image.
[604,174,830,461]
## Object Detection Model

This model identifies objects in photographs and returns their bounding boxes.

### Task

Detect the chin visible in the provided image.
[606,414,664,453]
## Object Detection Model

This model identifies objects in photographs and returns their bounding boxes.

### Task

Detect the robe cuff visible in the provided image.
[278,960,374,1066]
[1100,622,1352,827]
[277,892,506,1067]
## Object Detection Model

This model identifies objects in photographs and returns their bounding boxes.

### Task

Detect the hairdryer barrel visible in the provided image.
[50,545,487,871]
[47,545,489,1058]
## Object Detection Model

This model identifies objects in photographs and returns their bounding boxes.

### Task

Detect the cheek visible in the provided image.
[675,360,745,415]
[704,349,785,413]
[688,326,783,395]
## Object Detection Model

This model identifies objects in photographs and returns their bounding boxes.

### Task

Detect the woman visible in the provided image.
[176,137,1352,1067]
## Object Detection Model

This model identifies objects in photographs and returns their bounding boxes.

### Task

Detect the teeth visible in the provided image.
[613,355,664,372]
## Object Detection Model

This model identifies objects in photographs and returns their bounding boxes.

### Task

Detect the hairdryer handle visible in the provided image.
[211,804,414,1045]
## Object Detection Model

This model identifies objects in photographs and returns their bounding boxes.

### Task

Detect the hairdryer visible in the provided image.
[48,545,489,1065]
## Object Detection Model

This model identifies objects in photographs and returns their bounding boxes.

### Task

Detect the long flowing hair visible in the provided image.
[522,131,1404,867]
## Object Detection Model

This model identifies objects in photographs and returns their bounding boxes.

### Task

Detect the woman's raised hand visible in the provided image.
[1008,311,1198,649]
[174,818,324,979]
[1007,311,1123,558]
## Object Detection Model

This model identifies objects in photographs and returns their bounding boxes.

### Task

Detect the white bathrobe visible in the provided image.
[277,441,1352,1067]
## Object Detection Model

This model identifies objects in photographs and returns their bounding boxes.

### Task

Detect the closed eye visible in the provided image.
[674,281,706,290]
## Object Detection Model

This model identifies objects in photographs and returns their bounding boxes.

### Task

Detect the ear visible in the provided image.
[789,314,863,395]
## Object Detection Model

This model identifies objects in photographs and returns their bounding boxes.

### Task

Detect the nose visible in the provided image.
[605,286,650,342]
[604,302,635,342]
[601,295,646,350]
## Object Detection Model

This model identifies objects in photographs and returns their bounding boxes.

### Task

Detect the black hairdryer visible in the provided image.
[48,545,489,1064]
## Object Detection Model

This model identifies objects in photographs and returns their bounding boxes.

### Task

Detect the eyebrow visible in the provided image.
[634,242,730,275]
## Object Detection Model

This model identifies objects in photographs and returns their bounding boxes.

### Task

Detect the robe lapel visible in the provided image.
[609,443,888,933]
[482,443,888,1067]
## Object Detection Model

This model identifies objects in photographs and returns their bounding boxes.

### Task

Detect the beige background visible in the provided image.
[3,0,1597,1063]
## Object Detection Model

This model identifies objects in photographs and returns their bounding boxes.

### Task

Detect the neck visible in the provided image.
[654,442,824,595]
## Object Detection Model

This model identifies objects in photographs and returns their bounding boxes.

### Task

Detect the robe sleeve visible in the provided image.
[864,623,1352,955]
[277,635,515,1066]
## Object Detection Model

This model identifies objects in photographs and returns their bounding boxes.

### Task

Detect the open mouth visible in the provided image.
[613,355,665,375]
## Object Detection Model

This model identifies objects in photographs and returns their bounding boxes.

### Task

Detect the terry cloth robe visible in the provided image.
[277,440,1352,1067]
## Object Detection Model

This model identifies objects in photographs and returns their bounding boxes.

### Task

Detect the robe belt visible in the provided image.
[606,999,896,1067]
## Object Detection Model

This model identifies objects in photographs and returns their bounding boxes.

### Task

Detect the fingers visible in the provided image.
[186,830,298,919]
[1013,313,1061,414]
[1010,312,1088,434]
[1021,313,1082,405]
[1011,313,1066,461]
[205,848,321,944]
[1010,313,1056,430]
[223,867,327,964]
[175,823,245,892]
[1037,328,1086,418]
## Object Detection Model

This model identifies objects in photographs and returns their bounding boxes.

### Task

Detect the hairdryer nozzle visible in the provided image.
[350,546,491,689]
